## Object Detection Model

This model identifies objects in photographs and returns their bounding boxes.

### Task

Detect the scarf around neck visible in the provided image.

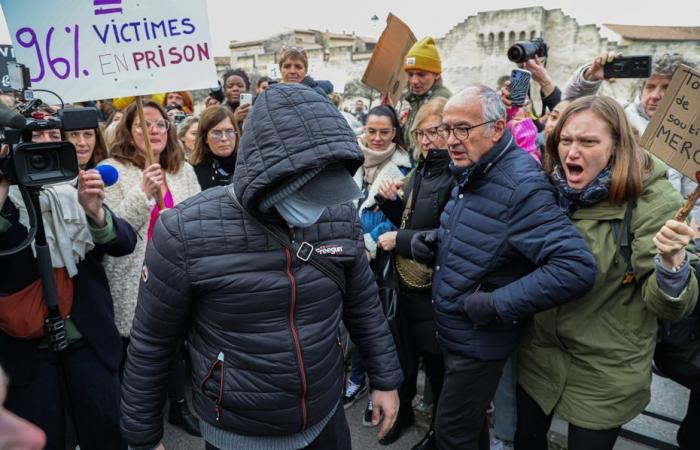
[358,140,397,185]
[551,165,612,216]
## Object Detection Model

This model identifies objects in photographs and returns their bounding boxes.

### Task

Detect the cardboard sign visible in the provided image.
[0,45,16,91]
[641,65,700,181]
[0,0,218,103]
[361,13,416,105]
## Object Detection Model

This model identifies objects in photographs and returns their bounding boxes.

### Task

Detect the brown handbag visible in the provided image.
[394,182,433,291]
[0,268,73,339]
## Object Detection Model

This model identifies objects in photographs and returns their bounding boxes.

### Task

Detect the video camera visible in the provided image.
[0,61,99,188]
[507,37,548,64]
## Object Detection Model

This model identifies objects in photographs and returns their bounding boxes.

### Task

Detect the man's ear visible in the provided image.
[491,119,506,142]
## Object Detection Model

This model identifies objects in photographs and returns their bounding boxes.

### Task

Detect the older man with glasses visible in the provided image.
[410,85,597,449]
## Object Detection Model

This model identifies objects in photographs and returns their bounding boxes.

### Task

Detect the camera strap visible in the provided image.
[225,185,346,296]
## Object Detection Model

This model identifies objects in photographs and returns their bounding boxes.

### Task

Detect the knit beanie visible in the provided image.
[404,37,442,74]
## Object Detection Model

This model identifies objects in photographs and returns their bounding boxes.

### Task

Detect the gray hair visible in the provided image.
[177,115,199,140]
[447,84,506,135]
[640,53,697,91]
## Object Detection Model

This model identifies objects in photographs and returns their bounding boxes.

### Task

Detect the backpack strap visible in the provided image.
[225,185,346,296]
[619,200,637,285]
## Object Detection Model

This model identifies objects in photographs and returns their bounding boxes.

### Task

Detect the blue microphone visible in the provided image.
[95,164,119,186]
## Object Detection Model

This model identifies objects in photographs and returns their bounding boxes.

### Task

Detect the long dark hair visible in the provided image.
[366,105,405,149]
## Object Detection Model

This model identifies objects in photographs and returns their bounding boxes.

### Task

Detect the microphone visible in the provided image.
[0,105,27,129]
[95,164,119,186]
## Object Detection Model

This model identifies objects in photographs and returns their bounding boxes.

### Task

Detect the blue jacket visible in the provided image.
[432,130,597,360]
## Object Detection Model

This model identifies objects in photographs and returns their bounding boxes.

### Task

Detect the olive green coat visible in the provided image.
[518,158,698,429]
[403,82,451,149]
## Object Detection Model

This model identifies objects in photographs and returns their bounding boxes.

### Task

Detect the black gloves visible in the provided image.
[410,229,438,265]
[462,292,500,326]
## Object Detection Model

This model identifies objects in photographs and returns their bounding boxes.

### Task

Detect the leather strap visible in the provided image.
[225,186,346,296]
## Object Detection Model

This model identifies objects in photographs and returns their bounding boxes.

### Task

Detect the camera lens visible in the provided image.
[507,44,526,63]
[29,153,49,171]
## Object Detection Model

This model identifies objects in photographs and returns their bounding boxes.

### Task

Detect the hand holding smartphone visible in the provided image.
[603,56,652,79]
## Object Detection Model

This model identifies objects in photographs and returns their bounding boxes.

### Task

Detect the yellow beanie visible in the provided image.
[404,37,442,74]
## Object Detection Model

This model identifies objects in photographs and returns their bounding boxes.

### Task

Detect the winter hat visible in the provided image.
[404,37,442,74]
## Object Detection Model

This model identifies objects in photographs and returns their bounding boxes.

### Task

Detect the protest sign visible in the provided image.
[0,0,218,103]
[641,65,700,182]
[0,45,16,91]
[361,13,416,105]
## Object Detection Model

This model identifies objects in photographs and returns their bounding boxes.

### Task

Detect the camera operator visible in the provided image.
[0,115,137,449]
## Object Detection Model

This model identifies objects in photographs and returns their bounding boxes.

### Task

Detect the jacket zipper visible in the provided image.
[285,228,308,431]
[199,351,225,421]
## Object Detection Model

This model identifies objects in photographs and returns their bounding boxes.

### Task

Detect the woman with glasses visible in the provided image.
[342,104,411,426]
[101,100,202,437]
[373,98,453,448]
[190,106,239,190]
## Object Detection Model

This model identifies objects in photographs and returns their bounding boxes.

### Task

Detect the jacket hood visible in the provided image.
[233,83,364,210]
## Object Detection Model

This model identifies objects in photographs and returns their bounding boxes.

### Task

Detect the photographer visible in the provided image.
[0,130,137,450]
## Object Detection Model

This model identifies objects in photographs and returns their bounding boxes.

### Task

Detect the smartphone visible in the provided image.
[604,56,652,79]
[239,93,253,106]
[509,68,531,107]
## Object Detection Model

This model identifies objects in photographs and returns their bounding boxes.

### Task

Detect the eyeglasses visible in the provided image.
[436,120,497,140]
[209,129,237,141]
[133,120,169,134]
[411,126,441,142]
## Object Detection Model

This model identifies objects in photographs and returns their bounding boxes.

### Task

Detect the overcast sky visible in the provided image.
[0,0,697,55]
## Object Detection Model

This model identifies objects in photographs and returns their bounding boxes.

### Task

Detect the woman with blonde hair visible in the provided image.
[516,95,698,450]
[373,97,453,448]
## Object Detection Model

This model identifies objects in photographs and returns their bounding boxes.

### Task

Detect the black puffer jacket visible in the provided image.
[121,84,402,449]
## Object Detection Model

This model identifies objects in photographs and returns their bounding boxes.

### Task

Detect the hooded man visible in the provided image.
[120,83,402,450]
[402,36,452,151]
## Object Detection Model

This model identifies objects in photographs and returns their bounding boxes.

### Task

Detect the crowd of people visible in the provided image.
[0,30,699,450]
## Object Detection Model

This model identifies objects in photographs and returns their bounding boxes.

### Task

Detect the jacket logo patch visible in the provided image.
[315,245,343,256]
[141,265,148,283]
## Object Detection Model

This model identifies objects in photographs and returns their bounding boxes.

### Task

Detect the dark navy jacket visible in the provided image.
[432,130,597,360]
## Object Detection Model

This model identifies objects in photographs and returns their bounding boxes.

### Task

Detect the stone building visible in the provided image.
[222,7,700,110]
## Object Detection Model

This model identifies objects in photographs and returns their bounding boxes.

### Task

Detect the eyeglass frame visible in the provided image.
[411,126,442,142]
[133,119,170,134]
[436,120,498,141]
[208,129,238,141]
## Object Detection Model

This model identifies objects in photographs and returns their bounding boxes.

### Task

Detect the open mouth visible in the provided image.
[566,163,583,177]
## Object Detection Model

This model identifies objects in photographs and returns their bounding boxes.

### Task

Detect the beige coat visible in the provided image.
[102,158,201,336]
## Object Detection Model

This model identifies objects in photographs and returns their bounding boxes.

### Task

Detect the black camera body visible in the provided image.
[1,106,99,187]
[507,38,548,64]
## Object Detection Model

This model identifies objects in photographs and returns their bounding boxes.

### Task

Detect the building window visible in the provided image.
[509,31,515,45]
[519,31,526,41]
[531,30,537,40]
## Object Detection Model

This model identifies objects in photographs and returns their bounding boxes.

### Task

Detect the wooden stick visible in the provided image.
[675,184,700,222]
[135,96,165,210]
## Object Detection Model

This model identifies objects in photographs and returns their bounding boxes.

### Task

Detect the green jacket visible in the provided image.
[518,158,698,429]
[403,82,451,150]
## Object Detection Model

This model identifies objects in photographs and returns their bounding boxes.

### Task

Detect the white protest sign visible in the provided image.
[0,0,218,103]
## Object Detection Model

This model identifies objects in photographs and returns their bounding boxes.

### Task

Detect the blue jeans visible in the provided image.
[493,354,517,441]
[4,339,125,450]
[349,349,366,386]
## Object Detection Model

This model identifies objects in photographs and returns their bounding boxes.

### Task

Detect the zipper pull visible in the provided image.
[217,351,225,362]
[214,405,220,421]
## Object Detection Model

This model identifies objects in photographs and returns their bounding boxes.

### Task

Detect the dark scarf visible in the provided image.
[551,165,612,216]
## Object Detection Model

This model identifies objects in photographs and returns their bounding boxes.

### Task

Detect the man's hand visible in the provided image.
[462,292,499,326]
[522,55,554,96]
[584,51,622,82]
[377,231,397,252]
[410,230,438,265]
[654,219,694,269]
[78,169,106,227]
[371,389,399,440]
